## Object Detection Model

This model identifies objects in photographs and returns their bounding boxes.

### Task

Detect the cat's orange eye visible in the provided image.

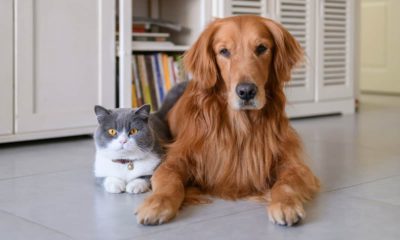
[108,128,117,137]
[129,128,138,135]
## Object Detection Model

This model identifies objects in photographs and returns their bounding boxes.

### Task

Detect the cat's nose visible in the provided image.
[119,138,128,144]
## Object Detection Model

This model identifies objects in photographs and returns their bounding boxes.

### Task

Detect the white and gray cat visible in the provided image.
[94,104,170,194]
[93,81,188,194]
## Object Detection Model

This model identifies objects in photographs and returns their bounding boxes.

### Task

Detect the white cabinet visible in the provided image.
[0,0,116,143]
[0,0,14,136]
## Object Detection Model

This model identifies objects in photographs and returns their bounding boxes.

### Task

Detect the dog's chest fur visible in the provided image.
[181,106,277,198]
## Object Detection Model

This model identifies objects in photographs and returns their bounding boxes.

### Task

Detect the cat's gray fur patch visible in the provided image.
[94,81,189,156]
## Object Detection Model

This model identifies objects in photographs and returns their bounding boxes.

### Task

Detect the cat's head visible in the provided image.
[93,104,154,158]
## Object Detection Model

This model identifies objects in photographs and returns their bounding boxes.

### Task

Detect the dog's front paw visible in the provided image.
[126,178,150,194]
[103,177,125,193]
[267,201,305,226]
[136,194,178,225]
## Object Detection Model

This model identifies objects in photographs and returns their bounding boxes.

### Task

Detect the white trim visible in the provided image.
[100,0,116,107]
[0,0,14,135]
[0,127,95,144]
[118,0,132,108]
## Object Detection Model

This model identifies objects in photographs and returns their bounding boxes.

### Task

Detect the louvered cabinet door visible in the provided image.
[222,0,269,16]
[278,0,316,102]
[317,0,355,100]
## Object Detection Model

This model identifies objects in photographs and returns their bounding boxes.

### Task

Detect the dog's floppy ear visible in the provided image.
[264,19,304,83]
[184,20,220,89]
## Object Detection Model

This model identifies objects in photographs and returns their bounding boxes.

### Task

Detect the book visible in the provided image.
[132,17,183,32]
[132,32,170,38]
[156,54,167,98]
[136,55,152,107]
[144,55,159,110]
[132,56,143,106]
[168,56,177,85]
[175,55,187,83]
[131,61,138,108]
[162,54,172,91]
[131,84,138,108]
[132,24,146,33]
[132,32,169,42]
[150,55,162,107]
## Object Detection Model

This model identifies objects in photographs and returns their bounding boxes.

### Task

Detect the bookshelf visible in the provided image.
[117,0,212,109]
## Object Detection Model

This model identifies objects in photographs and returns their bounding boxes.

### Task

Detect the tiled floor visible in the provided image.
[1,94,399,240]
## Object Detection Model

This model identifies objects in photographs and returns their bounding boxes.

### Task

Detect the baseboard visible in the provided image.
[0,126,95,144]
[286,99,355,118]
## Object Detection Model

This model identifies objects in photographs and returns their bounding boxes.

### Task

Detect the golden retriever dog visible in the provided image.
[136,15,320,226]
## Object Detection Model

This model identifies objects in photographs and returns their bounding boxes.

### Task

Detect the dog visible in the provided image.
[136,15,320,226]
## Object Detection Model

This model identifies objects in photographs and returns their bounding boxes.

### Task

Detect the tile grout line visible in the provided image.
[0,166,93,183]
[130,205,265,239]
[343,194,400,208]
[322,174,400,193]
[0,208,74,239]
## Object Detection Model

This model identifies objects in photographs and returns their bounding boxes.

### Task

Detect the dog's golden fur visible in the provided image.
[136,16,320,226]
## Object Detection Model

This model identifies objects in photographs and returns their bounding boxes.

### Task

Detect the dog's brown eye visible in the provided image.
[255,44,268,55]
[219,48,231,58]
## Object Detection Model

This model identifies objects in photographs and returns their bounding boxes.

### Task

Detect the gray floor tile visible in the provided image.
[292,95,400,154]
[134,193,400,240]
[0,210,71,240]
[0,137,94,180]
[303,139,400,191]
[337,175,400,206]
[0,169,263,240]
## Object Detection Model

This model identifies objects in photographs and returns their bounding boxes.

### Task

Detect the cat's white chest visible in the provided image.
[94,151,161,182]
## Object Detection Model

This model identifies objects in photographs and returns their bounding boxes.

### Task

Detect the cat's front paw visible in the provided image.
[104,177,126,193]
[126,178,150,194]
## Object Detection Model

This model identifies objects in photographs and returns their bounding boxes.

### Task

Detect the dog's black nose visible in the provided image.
[236,83,257,100]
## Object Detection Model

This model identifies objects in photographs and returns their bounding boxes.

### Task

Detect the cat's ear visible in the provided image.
[135,104,151,121]
[94,105,111,123]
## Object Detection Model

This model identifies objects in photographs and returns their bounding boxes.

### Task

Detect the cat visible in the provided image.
[93,81,188,194]
[93,104,170,194]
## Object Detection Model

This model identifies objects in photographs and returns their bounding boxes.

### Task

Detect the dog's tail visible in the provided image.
[155,81,189,120]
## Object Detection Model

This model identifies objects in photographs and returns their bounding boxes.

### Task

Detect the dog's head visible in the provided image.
[184,15,303,110]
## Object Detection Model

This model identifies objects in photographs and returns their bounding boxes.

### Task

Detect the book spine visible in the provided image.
[137,55,152,107]
[156,54,167,98]
[131,56,138,108]
[132,55,143,106]
[175,55,188,82]
[131,84,138,108]
[168,56,177,86]
[144,55,159,110]
[173,61,181,83]
[162,54,172,91]
[150,55,162,107]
